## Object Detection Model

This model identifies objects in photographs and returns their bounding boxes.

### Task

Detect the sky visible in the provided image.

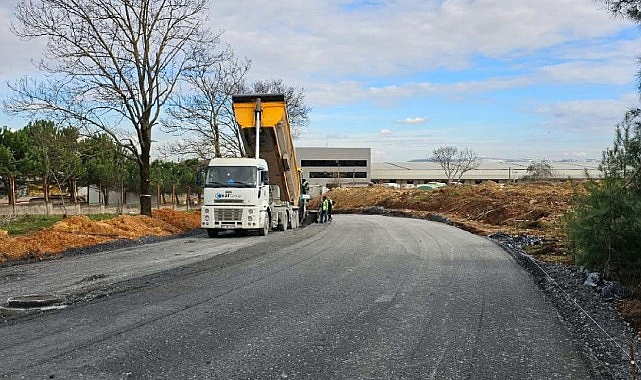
[1,0,640,162]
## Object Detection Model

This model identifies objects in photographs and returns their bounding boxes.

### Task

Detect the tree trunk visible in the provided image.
[214,123,221,157]
[187,186,191,211]
[44,176,50,203]
[10,174,16,215]
[9,174,16,205]
[140,174,152,216]
[43,176,50,216]
[172,184,176,209]
[139,141,152,216]
[72,178,78,205]
[103,187,110,205]
[119,179,125,215]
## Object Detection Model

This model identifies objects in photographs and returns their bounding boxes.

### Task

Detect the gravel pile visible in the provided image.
[490,232,639,380]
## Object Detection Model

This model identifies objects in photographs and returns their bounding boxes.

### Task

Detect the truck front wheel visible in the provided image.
[259,214,269,236]
[207,229,219,238]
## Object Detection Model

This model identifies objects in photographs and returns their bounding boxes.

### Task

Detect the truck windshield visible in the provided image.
[205,166,257,188]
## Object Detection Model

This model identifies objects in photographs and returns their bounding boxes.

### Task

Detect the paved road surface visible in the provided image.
[0,214,592,379]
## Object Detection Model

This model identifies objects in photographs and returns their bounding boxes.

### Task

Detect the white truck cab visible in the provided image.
[201,158,272,237]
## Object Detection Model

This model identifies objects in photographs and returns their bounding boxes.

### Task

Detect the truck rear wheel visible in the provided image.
[277,211,288,231]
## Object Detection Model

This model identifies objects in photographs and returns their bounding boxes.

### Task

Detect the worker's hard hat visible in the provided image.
[297,168,303,172]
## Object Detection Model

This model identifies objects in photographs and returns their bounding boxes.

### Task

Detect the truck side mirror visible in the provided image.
[261,171,270,185]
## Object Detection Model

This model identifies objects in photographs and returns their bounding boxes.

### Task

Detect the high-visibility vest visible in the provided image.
[322,199,329,211]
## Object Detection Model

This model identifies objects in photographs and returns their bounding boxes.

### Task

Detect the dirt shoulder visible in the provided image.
[328,181,577,233]
[0,209,201,263]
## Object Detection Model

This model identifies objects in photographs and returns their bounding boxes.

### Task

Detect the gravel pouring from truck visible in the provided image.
[201,94,306,237]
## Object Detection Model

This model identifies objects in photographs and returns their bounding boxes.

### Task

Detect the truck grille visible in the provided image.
[214,209,243,222]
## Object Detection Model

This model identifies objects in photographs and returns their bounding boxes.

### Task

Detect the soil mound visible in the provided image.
[0,209,201,263]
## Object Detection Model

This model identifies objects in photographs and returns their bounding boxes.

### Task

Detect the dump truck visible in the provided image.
[200,94,307,237]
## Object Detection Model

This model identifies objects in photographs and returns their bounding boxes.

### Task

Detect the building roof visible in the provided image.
[371,160,601,181]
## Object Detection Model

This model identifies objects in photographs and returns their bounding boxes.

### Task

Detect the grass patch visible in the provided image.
[1,214,118,236]
[1,215,63,236]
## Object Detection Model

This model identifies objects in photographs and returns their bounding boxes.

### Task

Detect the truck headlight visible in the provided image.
[204,215,210,221]
[248,209,254,214]
[248,216,253,222]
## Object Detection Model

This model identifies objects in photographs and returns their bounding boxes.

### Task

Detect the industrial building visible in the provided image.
[296,147,372,187]
[296,147,601,188]
[372,160,601,187]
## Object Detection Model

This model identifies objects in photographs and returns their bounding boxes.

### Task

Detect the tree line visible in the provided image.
[2,0,309,216]
[0,120,202,207]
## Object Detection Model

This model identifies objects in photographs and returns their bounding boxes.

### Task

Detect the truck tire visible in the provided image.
[259,215,269,236]
[278,211,288,231]
[207,229,219,238]
[289,211,298,230]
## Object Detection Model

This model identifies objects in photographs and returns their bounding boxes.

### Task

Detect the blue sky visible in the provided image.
[1,0,640,162]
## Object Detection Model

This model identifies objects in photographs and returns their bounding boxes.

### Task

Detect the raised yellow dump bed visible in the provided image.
[232,94,301,205]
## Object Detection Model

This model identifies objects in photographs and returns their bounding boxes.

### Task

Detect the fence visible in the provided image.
[0,199,198,218]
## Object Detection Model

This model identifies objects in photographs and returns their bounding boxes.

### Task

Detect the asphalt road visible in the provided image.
[0,214,592,379]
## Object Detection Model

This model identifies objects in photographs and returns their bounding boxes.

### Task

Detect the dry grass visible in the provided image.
[619,298,641,339]
[320,181,581,241]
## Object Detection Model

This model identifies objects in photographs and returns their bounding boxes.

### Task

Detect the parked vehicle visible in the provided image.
[200,94,307,237]
[416,182,447,190]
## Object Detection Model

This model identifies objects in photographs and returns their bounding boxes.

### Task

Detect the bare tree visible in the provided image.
[431,146,480,184]
[163,76,312,160]
[4,0,221,216]
[162,47,251,159]
[524,160,554,181]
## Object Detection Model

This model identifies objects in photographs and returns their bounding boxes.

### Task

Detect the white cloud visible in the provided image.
[396,117,428,125]
[214,0,632,81]
[532,94,638,134]
[0,0,636,161]
[0,2,45,80]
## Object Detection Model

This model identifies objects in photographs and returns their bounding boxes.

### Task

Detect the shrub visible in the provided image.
[564,180,641,284]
